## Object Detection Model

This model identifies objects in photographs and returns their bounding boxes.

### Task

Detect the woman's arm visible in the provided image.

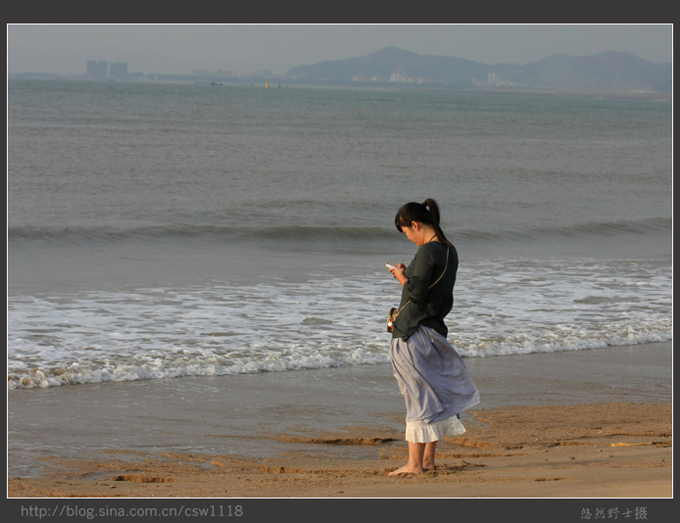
[401,246,437,302]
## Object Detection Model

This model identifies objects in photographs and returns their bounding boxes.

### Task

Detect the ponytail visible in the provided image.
[394,198,453,248]
[422,199,453,248]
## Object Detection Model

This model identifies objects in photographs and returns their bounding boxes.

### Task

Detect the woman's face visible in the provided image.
[401,222,422,246]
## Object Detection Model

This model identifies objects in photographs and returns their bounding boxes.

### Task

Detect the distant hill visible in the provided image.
[287,47,490,88]
[503,51,671,91]
[285,47,672,93]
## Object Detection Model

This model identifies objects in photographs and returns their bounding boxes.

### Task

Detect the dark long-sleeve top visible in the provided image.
[391,241,459,341]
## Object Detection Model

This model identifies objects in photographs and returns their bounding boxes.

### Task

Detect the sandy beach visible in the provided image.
[7,342,672,503]
[8,401,671,499]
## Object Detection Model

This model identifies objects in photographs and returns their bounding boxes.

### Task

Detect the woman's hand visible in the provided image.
[389,263,408,286]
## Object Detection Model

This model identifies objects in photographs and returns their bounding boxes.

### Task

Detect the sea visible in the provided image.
[7,78,672,391]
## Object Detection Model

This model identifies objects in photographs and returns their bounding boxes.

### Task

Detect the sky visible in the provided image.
[7,24,673,77]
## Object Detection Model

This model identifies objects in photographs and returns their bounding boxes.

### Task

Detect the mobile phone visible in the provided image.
[385,263,397,270]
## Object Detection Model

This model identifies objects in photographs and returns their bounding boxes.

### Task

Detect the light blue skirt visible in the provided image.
[390,326,481,442]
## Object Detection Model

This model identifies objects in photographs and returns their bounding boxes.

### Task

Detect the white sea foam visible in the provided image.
[8,256,672,389]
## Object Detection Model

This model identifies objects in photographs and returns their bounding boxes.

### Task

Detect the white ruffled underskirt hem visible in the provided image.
[405,415,466,443]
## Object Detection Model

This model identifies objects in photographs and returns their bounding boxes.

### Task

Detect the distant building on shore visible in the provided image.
[109,62,128,78]
[86,60,128,79]
[390,67,408,83]
[86,60,108,78]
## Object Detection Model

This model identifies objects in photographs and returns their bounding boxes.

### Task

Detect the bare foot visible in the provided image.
[423,460,435,471]
[388,464,424,476]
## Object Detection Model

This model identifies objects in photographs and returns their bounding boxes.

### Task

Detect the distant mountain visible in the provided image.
[286,47,490,88]
[503,51,671,91]
[284,47,672,93]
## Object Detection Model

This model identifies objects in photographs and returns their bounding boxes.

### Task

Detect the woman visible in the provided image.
[387,199,480,476]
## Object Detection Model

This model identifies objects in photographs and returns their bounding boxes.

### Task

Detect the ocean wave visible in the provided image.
[455,216,671,242]
[536,216,671,237]
[6,224,397,245]
[8,324,672,390]
[8,216,671,246]
[8,229,672,390]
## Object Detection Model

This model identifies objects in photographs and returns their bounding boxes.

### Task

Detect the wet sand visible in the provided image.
[8,402,671,499]
[7,343,672,500]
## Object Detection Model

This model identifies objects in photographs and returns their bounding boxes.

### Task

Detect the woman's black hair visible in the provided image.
[394,198,452,248]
